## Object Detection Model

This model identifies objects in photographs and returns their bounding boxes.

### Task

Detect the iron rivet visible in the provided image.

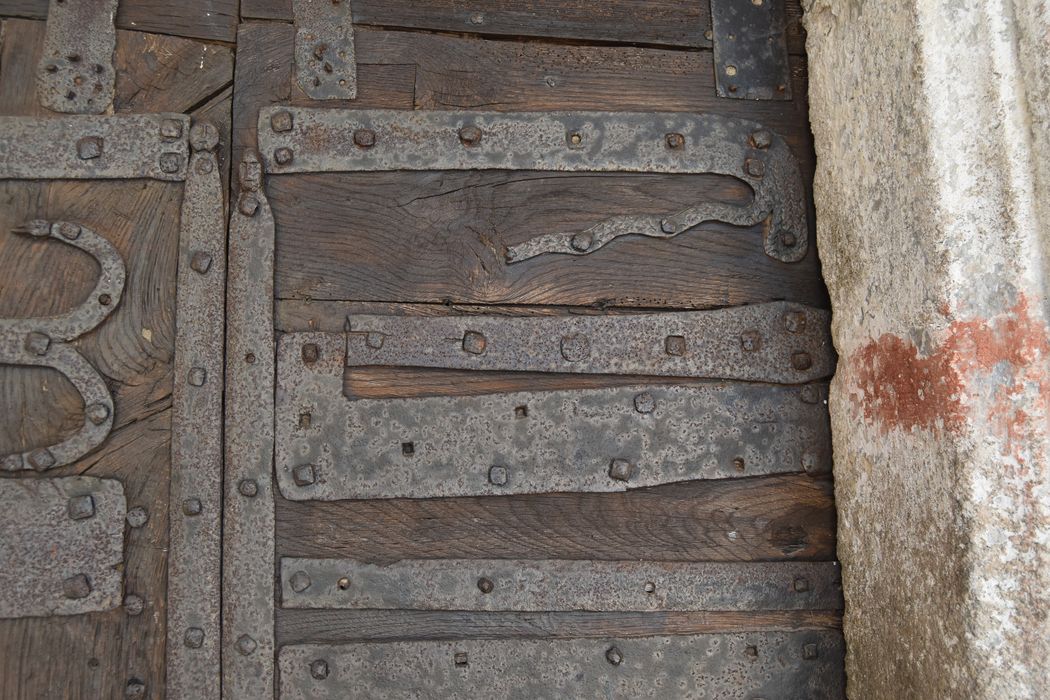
[740,331,762,352]
[488,465,508,486]
[124,594,145,616]
[127,506,149,528]
[633,392,656,414]
[366,332,384,349]
[238,478,259,497]
[353,128,376,148]
[125,679,146,699]
[608,458,633,482]
[289,570,312,593]
[188,367,207,386]
[793,577,810,592]
[803,643,819,660]
[274,147,294,165]
[779,230,798,248]
[67,495,95,520]
[160,119,183,139]
[58,222,81,239]
[745,644,759,658]
[25,331,51,356]
[567,131,583,147]
[238,193,260,217]
[310,659,330,680]
[469,12,485,24]
[745,158,765,178]
[665,132,685,149]
[271,110,294,133]
[570,231,593,252]
[725,64,738,76]
[63,573,92,599]
[644,581,656,594]
[190,251,212,274]
[76,136,103,160]
[293,464,316,486]
[337,577,351,590]
[801,453,818,473]
[750,129,772,149]
[27,448,55,471]
[477,577,494,594]
[733,457,746,472]
[560,334,590,362]
[182,498,203,516]
[236,634,257,655]
[184,627,205,649]
[199,158,215,175]
[462,331,487,355]
[799,386,819,404]
[302,343,320,363]
[791,352,813,371]
[458,125,482,146]
[401,442,415,456]
[605,646,624,666]
[784,311,806,333]
[1,454,24,472]
[665,335,687,356]
[454,652,469,667]
[159,152,183,173]
[660,219,677,234]
[98,293,112,306]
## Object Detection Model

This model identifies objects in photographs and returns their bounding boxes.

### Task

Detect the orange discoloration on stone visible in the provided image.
[850,295,1050,460]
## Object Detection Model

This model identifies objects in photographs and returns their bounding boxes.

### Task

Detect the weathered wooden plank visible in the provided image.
[240,0,807,55]
[114,31,233,115]
[276,474,835,562]
[0,0,237,42]
[276,609,842,646]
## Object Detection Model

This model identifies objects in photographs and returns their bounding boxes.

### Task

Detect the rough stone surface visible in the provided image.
[804,0,1049,697]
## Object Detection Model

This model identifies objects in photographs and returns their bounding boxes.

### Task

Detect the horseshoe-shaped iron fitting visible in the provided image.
[0,220,125,472]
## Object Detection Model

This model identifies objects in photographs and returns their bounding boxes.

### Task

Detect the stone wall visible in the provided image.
[803,0,1049,697]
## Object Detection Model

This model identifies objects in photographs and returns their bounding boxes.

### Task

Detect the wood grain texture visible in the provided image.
[0,0,237,42]
[240,0,807,56]
[277,609,842,646]
[0,18,232,700]
[276,474,836,563]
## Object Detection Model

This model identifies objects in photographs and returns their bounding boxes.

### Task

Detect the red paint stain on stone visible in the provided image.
[850,295,1050,459]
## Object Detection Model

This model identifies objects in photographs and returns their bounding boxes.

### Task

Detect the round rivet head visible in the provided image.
[633,392,656,414]
[182,498,203,516]
[660,219,677,234]
[190,251,213,274]
[238,478,259,497]
[353,128,376,148]
[188,367,207,386]
[605,646,624,666]
[274,147,294,165]
[236,634,257,655]
[189,122,219,152]
[124,594,145,616]
[791,352,813,371]
[745,157,766,178]
[488,465,508,486]
[784,311,806,333]
[86,402,111,425]
[184,627,205,649]
[126,506,149,528]
[733,457,746,472]
[63,573,92,600]
[560,334,591,362]
[803,642,819,660]
[238,193,260,217]
[801,452,819,473]
[793,577,810,592]
[665,132,685,149]
[458,125,482,146]
[310,659,330,680]
[462,331,487,355]
[644,581,656,594]
[477,577,494,594]
[67,494,96,520]
[570,231,593,252]
[289,570,312,593]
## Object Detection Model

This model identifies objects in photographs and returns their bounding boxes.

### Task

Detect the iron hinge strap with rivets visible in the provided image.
[256,108,808,263]
[37,0,119,114]
[710,0,792,101]
[293,0,357,100]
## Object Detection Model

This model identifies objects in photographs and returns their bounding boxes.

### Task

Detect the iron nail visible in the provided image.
[803,643,819,660]
[665,335,687,356]
[366,332,384,349]
[665,132,685,149]
[633,392,656,414]
[801,453,819,473]
[289,570,312,593]
[733,457,746,472]
[605,646,624,666]
[271,110,294,133]
[570,231,593,252]
[27,448,55,471]
[608,458,634,482]
[25,331,51,356]
[793,577,810,592]
[238,193,260,217]
[740,330,762,352]
[779,230,798,248]
[745,644,759,658]
[190,251,212,274]
[126,506,149,528]
[182,498,203,516]
[123,594,145,616]
[160,119,183,139]
[454,652,469,667]
[184,627,205,649]
[76,136,103,160]
[236,634,257,655]
[67,495,95,520]
[58,222,81,239]
[274,147,294,165]
[63,573,92,599]
[745,158,766,178]
[302,343,321,363]
[462,331,487,355]
[353,128,376,148]
[477,577,494,594]
[458,125,483,146]
[188,367,207,386]
[238,478,259,497]
[560,334,591,362]
[751,130,772,149]
[784,311,806,333]
[644,581,656,594]
[159,152,183,174]
[310,659,330,680]
[660,219,677,234]
[791,352,813,371]
[293,464,317,486]
[488,465,508,486]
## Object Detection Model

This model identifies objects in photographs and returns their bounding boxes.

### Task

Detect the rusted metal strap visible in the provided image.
[344,302,832,384]
[222,153,276,699]
[710,0,792,100]
[0,220,123,472]
[279,559,842,612]
[167,123,226,700]
[279,632,845,698]
[0,114,191,181]
[37,0,118,114]
[277,332,829,500]
[0,477,125,618]
[257,108,808,262]
[293,0,357,100]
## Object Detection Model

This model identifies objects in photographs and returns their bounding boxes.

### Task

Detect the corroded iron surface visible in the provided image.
[167,123,225,700]
[344,302,832,384]
[0,220,124,472]
[0,114,191,181]
[257,108,808,262]
[0,477,125,618]
[222,153,276,699]
[277,333,830,499]
[711,0,792,100]
[36,0,118,113]
[279,559,843,612]
[293,0,357,99]
[279,632,846,699]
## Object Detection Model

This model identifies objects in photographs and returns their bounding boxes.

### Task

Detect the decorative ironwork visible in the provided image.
[37,0,119,114]
[293,0,357,100]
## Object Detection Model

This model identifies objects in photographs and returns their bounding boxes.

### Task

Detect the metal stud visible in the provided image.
[740,331,762,352]
[665,335,687,356]
[25,331,51,356]
[67,495,95,520]
[488,465,508,486]
[184,627,205,648]
[124,594,145,616]
[791,352,813,371]
[803,643,819,660]
[605,646,624,666]
[750,129,772,149]
[745,158,766,178]
[190,251,212,274]
[58,222,81,240]
[793,577,810,593]
[271,110,294,133]
[238,193,260,217]
[86,402,110,425]
[238,478,259,497]
[559,334,590,362]
[62,573,92,599]
[454,652,469,667]
[608,458,634,482]
[477,577,494,594]
[633,392,656,414]
[353,128,376,148]
[236,634,257,655]
[188,367,207,386]
[274,147,294,165]
[290,570,312,593]
[665,132,685,149]
[302,343,320,364]
[182,498,203,516]
[458,125,482,146]
[660,219,677,234]
[310,659,330,680]
[160,119,184,139]
[293,463,317,486]
[784,311,806,333]
[126,506,149,528]
[159,152,183,174]
[570,231,593,252]
[125,679,146,699]
[76,136,103,160]
[462,331,487,355]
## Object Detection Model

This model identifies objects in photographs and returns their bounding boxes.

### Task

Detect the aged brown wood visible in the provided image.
[276,474,836,563]
[0,0,238,43]
[241,0,807,56]
[277,608,842,646]
[0,17,232,700]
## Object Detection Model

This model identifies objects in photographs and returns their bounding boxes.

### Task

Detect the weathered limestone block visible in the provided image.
[804,0,1049,697]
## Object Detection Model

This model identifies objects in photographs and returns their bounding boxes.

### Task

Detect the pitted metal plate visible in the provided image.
[258,108,808,262]
[167,123,225,700]
[0,114,191,181]
[293,0,357,99]
[0,477,125,618]
[711,0,792,100]
[280,559,842,611]
[279,632,846,699]
[277,333,830,500]
[37,0,118,114]
[0,221,123,472]
[344,302,832,384]
[222,153,276,699]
